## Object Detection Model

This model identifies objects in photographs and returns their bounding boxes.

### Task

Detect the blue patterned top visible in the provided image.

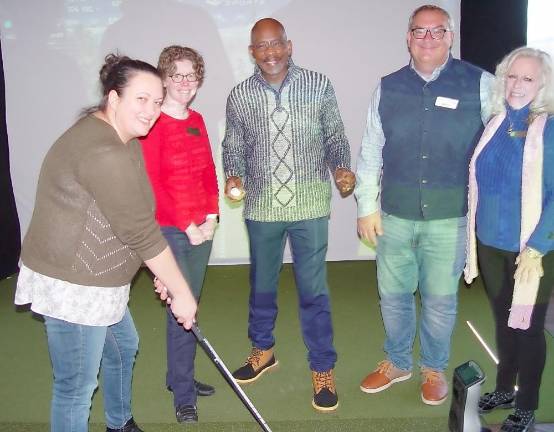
[476,104,554,254]
[222,61,351,222]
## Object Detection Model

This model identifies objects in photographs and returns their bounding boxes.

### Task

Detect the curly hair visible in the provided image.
[490,47,554,119]
[157,45,205,86]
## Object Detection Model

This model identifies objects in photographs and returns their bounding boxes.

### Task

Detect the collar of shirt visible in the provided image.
[505,102,531,130]
[410,54,452,83]
[253,58,299,90]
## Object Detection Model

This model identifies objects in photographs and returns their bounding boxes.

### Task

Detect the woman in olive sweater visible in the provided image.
[15,54,197,432]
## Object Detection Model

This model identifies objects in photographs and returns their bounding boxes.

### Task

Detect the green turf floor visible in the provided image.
[1,261,552,431]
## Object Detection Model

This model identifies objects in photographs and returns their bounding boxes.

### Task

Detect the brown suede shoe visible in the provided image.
[421,367,448,405]
[232,347,278,384]
[360,360,412,393]
[312,369,339,412]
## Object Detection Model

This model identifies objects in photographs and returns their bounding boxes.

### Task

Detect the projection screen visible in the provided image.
[1,0,460,264]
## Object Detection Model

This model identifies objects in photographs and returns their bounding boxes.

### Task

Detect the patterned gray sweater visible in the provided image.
[222,61,351,222]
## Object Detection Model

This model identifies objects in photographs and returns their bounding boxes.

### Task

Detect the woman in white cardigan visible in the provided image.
[464,47,554,432]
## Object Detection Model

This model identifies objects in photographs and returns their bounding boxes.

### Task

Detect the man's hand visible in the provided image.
[334,168,356,196]
[225,176,245,201]
[357,211,383,246]
[514,247,544,285]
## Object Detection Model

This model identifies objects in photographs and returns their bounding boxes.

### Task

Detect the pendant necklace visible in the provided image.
[507,111,527,138]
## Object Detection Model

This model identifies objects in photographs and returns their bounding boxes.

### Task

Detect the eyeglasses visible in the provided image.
[411,27,451,40]
[169,72,199,83]
[251,39,288,53]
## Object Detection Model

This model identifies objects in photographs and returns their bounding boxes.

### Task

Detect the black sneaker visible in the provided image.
[500,411,535,432]
[176,405,198,423]
[106,417,144,432]
[312,369,339,412]
[195,380,215,396]
[232,347,278,383]
[479,391,516,414]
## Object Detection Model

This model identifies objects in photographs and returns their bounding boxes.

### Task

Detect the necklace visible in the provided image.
[507,125,527,138]
[506,111,527,138]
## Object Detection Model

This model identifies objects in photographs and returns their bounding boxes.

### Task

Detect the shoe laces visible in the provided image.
[245,347,265,368]
[376,360,394,375]
[422,368,444,385]
[176,405,197,415]
[313,370,336,394]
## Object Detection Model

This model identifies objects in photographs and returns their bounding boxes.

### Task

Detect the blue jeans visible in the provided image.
[44,309,139,431]
[376,213,466,371]
[246,217,337,372]
[161,226,212,407]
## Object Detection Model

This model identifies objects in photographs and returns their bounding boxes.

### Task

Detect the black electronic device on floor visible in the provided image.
[448,360,490,432]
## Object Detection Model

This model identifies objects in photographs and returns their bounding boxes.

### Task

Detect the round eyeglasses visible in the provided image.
[169,72,200,83]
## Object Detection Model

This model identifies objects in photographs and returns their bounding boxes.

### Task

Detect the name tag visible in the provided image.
[435,96,459,109]
[187,127,200,136]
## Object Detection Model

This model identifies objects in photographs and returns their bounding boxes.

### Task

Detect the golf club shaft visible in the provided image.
[191,324,273,432]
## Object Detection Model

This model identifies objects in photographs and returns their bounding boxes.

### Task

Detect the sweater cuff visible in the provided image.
[333,164,351,174]
[225,171,242,179]
[357,199,379,218]
[137,236,168,262]
[525,239,549,256]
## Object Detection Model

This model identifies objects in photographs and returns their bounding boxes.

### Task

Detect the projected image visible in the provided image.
[2,0,459,263]
[0,0,295,264]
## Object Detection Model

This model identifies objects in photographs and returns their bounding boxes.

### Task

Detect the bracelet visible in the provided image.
[524,247,544,259]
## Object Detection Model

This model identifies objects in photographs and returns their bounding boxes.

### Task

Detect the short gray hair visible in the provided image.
[490,46,554,118]
[408,4,455,32]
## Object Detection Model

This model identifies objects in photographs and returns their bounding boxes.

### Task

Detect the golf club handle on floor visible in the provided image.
[191,324,273,432]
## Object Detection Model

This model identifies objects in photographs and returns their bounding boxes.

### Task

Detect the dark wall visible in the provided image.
[0,36,21,279]
[460,0,528,74]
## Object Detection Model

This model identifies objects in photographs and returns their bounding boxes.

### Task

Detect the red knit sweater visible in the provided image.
[141,110,219,232]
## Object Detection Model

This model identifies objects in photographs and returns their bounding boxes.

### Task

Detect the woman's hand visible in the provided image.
[199,218,217,241]
[145,246,197,329]
[153,277,197,329]
[170,292,197,330]
[514,247,544,285]
[153,276,171,303]
[185,222,205,245]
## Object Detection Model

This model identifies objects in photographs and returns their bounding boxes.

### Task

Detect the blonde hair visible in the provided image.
[490,46,554,119]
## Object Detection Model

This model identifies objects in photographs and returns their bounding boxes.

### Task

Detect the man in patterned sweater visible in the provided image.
[222,17,355,411]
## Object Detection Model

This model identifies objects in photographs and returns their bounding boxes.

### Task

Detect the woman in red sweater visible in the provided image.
[141,45,219,424]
